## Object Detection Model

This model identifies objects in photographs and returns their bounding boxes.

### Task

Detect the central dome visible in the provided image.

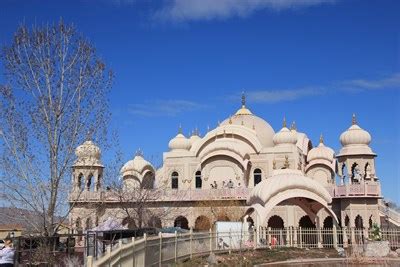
[220,96,275,147]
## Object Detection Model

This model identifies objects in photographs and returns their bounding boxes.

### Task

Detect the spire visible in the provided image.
[352,113,357,125]
[241,91,246,108]
[319,134,324,144]
[178,124,182,134]
[283,116,287,128]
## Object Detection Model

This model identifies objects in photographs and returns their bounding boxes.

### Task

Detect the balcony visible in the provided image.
[332,182,381,198]
[69,187,252,203]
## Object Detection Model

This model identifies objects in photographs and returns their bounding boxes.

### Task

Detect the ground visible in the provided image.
[176,247,340,267]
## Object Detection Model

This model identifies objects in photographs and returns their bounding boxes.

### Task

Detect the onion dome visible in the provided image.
[189,128,201,145]
[273,118,297,146]
[168,126,191,151]
[307,135,335,163]
[340,114,371,146]
[338,114,374,156]
[121,150,154,178]
[74,140,103,166]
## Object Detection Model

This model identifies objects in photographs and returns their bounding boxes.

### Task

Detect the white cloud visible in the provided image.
[154,0,335,22]
[241,72,400,104]
[128,99,208,117]
[341,72,400,91]
[245,87,325,103]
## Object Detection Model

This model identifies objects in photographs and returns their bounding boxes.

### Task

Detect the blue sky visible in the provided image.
[0,0,399,202]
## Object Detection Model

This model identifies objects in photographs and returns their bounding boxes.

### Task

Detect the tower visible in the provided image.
[72,140,104,192]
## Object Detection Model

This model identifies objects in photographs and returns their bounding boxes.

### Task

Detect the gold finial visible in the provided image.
[283,116,287,128]
[178,124,182,134]
[319,134,324,144]
[229,116,232,124]
[273,159,276,170]
[241,91,246,107]
[223,129,226,138]
[290,121,297,131]
[217,120,220,126]
[352,113,357,125]
[207,125,210,132]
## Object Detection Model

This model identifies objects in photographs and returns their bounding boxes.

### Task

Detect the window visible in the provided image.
[195,171,202,188]
[254,168,262,186]
[171,171,179,189]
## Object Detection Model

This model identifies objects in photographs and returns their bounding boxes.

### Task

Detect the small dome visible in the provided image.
[273,119,297,146]
[168,131,191,151]
[307,136,334,163]
[74,140,102,166]
[121,153,154,178]
[189,132,202,145]
[340,124,371,146]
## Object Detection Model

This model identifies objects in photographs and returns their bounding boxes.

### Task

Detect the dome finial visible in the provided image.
[283,116,287,128]
[352,113,357,125]
[319,134,324,144]
[241,91,246,108]
[178,124,182,134]
[135,148,143,157]
[290,121,297,131]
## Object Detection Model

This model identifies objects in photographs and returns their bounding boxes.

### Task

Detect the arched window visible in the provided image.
[254,168,262,186]
[195,171,202,189]
[171,171,179,189]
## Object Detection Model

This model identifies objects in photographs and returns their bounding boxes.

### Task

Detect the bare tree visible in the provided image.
[0,20,113,236]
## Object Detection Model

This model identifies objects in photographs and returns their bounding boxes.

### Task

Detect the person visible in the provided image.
[0,238,15,267]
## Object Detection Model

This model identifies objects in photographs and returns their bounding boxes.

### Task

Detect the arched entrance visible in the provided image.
[323,216,333,228]
[267,215,284,228]
[355,215,363,229]
[216,213,230,221]
[174,216,189,230]
[322,216,334,247]
[194,216,211,231]
[299,215,316,228]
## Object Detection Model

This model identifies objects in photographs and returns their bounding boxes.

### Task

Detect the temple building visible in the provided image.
[69,95,395,233]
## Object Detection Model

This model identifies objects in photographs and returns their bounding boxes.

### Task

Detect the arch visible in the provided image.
[142,171,154,189]
[216,213,230,221]
[299,215,316,228]
[351,162,362,183]
[171,171,179,189]
[86,173,94,191]
[200,150,248,170]
[148,216,162,228]
[122,217,136,229]
[344,215,350,228]
[77,173,84,190]
[268,215,284,228]
[191,126,263,156]
[96,174,102,191]
[369,215,373,229]
[355,215,363,229]
[195,171,202,189]
[85,218,92,230]
[253,168,262,186]
[194,216,211,231]
[174,216,189,230]
[323,216,333,228]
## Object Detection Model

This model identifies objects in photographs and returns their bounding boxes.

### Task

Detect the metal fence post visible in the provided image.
[190,228,193,259]
[143,233,147,266]
[132,237,136,267]
[209,228,213,252]
[299,227,302,248]
[229,230,232,254]
[294,227,298,247]
[174,230,178,263]
[159,232,162,266]
[119,240,123,263]
[333,225,338,249]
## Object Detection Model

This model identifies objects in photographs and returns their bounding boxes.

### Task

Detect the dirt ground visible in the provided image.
[177,247,341,267]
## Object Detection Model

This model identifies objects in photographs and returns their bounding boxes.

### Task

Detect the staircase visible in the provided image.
[379,201,400,227]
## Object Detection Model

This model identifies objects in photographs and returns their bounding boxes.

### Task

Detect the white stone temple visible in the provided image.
[69,94,389,232]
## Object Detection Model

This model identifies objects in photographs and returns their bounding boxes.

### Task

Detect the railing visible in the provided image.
[69,187,252,202]
[88,227,400,267]
[333,182,381,198]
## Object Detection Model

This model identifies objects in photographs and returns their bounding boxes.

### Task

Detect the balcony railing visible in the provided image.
[332,182,381,198]
[69,187,252,202]
[69,182,381,203]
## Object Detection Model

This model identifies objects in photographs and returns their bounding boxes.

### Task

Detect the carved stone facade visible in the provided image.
[69,97,383,232]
